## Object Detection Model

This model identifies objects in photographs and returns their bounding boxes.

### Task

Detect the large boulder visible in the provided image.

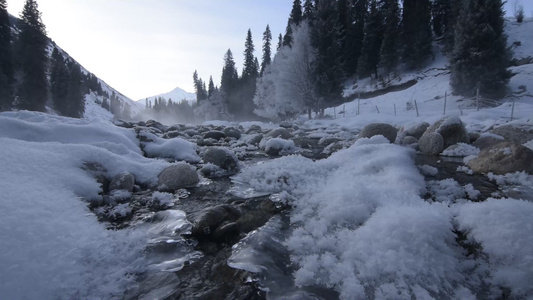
[491,124,533,144]
[423,116,469,149]
[157,163,199,191]
[245,124,262,134]
[472,135,505,150]
[358,123,398,143]
[202,147,239,172]
[109,172,135,192]
[418,132,444,155]
[468,142,533,175]
[404,122,430,140]
[265,128,292,139]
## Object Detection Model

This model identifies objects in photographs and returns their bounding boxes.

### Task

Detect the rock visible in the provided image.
[424,116,469,148]
[279,121,293,129]
[190,205,241,239]
[472,135,505,150]
[292,137,317,149]
[404,122,430,140]
[468,132,481,143]
[245,124,262,134]
[109,172,135,192]
[242,133,263,146]
[146,119,168,132]
[202,147,239,172]
[157,163,199,191]
[184,129,200,137]
[358,123,398,143]
[265,128,292,139]
[418,132,444,155]
[223,127,242,139]
[491,124,533,144]
[468,142,533,175]
[162,131,182,139]
[262,138,296,156]
[318,136,343,146]
[113,120,134,128]
[203,130,226,140]
[402,136,418,145]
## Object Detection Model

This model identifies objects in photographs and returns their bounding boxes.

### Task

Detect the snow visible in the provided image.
[441,143,480,157]
[142,135,200,163]
[261,137,297,154]
[0,111,173,299]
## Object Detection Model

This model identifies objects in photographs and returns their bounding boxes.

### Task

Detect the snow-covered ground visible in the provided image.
[0,19,532,299]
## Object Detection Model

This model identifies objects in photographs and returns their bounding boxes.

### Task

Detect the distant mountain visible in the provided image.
[139,86,196,105]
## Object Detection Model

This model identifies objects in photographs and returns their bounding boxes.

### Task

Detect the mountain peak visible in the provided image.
[139,86,196,103]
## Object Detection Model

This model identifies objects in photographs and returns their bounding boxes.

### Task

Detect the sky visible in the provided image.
[6,0,532,101]
[6,0,291,100]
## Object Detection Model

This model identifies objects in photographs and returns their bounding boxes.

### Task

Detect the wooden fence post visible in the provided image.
[443,91,447,116]
[414,100,419,117]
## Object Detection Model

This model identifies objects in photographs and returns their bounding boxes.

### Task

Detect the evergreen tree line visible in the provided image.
[0,0,112,118]
[143,96,195,124]
[194,0,510,122]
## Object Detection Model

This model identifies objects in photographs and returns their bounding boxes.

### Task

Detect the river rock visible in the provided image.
[404,122,430,140]
[265,128,292,139]
[468,142,533,175]
[190,205,242,239]
[157,163,199,191]
[223,127,242,139]
[146,119,168,132]
[402,136,418,145]
[242,133,263,146]
[245,124,262,134]
[202,147,239,172]
[184,129,200,137]
[358,123,398,143]
[472,135,505,150]
[279,121,293,129]
[109,172,135,192]
[491,124,533,144]
[418,132,444,155]
[162,131,182,139]
[262,138,296,156]
[203,131,226,140]
[424,116,469,148]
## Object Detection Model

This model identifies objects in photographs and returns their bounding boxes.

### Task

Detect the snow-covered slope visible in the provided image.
[140,86,196,105]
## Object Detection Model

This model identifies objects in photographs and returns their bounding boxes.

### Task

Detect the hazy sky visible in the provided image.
[7,0,291,100]
[6,0,531,100]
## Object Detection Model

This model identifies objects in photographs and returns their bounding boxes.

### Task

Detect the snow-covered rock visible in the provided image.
[424,116,470,149]
[419,132,445,155]
[202,147,239,173]
[358,122,398,143]
[109,171,135,192]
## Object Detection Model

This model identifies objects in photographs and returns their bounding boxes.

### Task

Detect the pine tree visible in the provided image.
[221,49,238,92]
[17,0,49,112]
[303,0,315,21]
[50,48,69,115]
[282,22,293,47]
[450,0,510,99]
[343,0,367,77]
[242,29,258,80]
[401,0,433,69]
[261,24,272,75]
[432,0,449,37]
[289,0,303,26]
[66,60,84,118]
[0,0,12,110]
[357,0,383,78]
[208,76,215,99]
[277,33,283,50]
[311,0,344,106]
[379,0,401,75]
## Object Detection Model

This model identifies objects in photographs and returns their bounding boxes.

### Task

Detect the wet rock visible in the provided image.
[190,205,242,239]
[202,147,239,173]
[418,132,444,155]
[265,128,292,139]
[472,135,505,150]
[109,172,135,192]
[468,142,533,175]
[113,120,134,128]
[245,125,262,134]
[323,141,345,155]
[157,163,199,191]
[468,132,481,143]
[424,116,469,148]
[82,162,109,194]
[184,129,200,137]
[491,124,533,144]
[223,127,242,139]
[204,130,226,140]
[146,119,168,132]
[358,123,398,143]
[404,122,430,140]
[318,136,343,147]
[263,138,296,156]
[292,137,317,149]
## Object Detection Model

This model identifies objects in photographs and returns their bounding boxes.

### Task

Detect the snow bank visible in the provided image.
[456,198,533,298]
[0,111,173,299]
[143,135,200,163]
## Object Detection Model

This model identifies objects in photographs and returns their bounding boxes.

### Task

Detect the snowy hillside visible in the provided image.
[140,86,196,105]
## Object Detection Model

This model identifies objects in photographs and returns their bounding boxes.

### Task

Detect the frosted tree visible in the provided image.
[254,23,317,121]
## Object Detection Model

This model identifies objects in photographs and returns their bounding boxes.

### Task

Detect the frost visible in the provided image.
[419,164,438,176]
[457,165,474,175]
[441,143,480,157]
